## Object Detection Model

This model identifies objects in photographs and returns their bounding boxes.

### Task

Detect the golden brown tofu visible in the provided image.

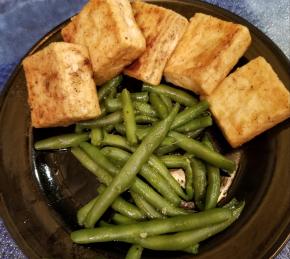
[61,0,146,85]
[23,42,100,128]
[123,1,188,85]
[207,57,290,148]
[164,13,251,95]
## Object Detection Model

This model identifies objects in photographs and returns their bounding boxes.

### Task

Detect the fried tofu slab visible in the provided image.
[61,0,146,85]
[164,13,251,95]
[123,1,188,85]
[23,42,100,128]
[207,57,290,148]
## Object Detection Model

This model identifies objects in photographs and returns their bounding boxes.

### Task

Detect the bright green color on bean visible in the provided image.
[77,195,100,226]
[34,133,89,150]
[84,104,180,227]
[102,133,133,152]
[111,213,137,225]
[150,92,168,119]
[80,142,119,175]
[171,101,209,129]
[143,83,197,106]
[71,208,232,243]
[203,134,220,210]
[175,116,212,133]
[90,128,103,146]
[191,158,207,210]
[135,114,158,124]
[125,245,143,259]
[77,111,123,128]
[168,131,235,172]
[98,75,123,102]
[121,89,138,145]
[159,94,172,111]
[148,155,188,201]
[131,192,164,219]
[134,101,158,117]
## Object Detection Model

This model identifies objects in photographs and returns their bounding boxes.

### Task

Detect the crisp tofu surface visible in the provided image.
[164,13,251,95]
[207,57,290,148]
[23,42,100,128]
[123,1,188,85]
[61,0,146,85]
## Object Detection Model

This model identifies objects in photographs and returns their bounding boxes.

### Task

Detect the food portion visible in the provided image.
[124,1,188,85]
[34,77,243,256]
[164,13,251,95]
[207,56,290,147]
[61,0,146,85]
[22,42,100,128]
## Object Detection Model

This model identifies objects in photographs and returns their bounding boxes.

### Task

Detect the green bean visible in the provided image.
[111,213,137,225]
[99,221,111,227]
[84,104,180,227]
[73,147,187,218]
[80,142,119,175]
[98,75,123,102]
[203,134,220,210]
[175,116,212,133]
[125,245,143,259]
[143,83,198,106]
[74,124,84,133]
[77,196,100,226]
[114,124,126,135]
[191,158,207,210]
[100,147,182,206]
[159,94,172,111]
[183,244,199,254]
[34,133,89,150]
[155,144,179,156]
[77,111,123,129]
[102,133,133,152]
[130,92,149,102]
[90,128,103,146]
[148,155,188,201]
[171,101,209,129]
[134,101,158,117]
[136,127,152,140]
[71,208,232,243]
[168,131,235,172]
[131,192,164,219]
[149,92,168,119]
[222,198,239,209]
[121,89,138,145]
[103,124,114,133]
[135,114,158,124]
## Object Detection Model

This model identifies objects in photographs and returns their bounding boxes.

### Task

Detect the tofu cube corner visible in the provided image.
[124,1,188,85]
[164,13,251,95]
[207,56,290,148]
[22,42,100,128]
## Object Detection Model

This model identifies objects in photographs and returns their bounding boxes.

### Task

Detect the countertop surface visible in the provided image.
[0,0,289,258]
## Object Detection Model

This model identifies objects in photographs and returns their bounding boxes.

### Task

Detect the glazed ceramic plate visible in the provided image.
[0,1,289,258]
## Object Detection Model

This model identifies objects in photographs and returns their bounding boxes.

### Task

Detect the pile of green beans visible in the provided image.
[34,75,242,258]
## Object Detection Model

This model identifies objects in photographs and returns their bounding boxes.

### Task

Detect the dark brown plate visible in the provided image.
[0,1,289,258]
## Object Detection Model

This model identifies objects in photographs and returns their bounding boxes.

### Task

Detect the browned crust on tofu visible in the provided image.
[123,1,188,85]
[164,13,251,95]
[23,42,100,128]
[61,0,146,85]
[207,57,290,147]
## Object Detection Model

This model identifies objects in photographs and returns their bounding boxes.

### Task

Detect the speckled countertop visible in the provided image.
[0,0,289,258]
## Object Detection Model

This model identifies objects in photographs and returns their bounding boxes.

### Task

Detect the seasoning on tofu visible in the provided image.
[164,13,251,96]
[61,0,146,85]
[124,1,188,85]
[207,56,290,148]
[22,42,100,128]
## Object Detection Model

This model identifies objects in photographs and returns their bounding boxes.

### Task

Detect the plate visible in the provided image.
[0,1,289,258]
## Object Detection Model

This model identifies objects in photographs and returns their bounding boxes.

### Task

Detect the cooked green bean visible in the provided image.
[34,133,89,150]
[77,195,100,226]
[130,92,149,102]
[102,133,133,152]
[223,198,239,209]
[90,128,103,146]
[191,158,207,210]
[74,124,84,133]
[150,92,168,119]
[175,116,212,133]
[143,83,198,106]
[171,100,209,129]
[77,111,123,128]
[98,75,123,102]
[135,114,158,124]
[168,131,235,172]
[71,208,232,243]
[131,192,164,219]
[121,89,138,145]
[112,213,137,225]
[182,244,199,254]
[159,94,172,111]
[125,245,143,259]
[99,221,111,227]
[134,101,158,117]
[84,104,180,227]
[155,144,179,156]
[202,134,220,210]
